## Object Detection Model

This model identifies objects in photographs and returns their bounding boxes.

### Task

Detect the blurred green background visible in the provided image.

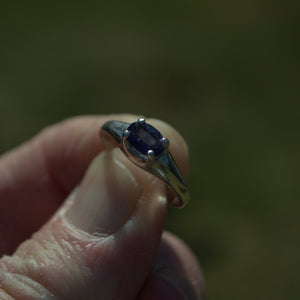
[0,1,299,299]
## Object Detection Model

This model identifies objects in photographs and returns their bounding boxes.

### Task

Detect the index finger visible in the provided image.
[0,114,188,254]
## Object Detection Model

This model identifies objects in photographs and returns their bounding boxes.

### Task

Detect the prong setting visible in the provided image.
[161,137,169,149]
[138,118,145,125]
[147,149,155,162]
[123,130,130,138]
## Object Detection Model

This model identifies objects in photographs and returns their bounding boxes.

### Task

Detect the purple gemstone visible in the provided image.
[126,121,165,157]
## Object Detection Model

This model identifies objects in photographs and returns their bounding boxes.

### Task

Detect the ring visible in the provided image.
[100,118,189,208]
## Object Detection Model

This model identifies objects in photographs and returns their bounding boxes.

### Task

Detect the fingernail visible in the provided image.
[66,150,142,235]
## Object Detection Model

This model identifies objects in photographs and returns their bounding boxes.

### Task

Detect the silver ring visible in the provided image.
[100,118,189,208]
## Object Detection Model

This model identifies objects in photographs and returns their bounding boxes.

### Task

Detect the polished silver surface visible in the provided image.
[161,137,170,152]
[100,118,189,208]
[138,117,145,125]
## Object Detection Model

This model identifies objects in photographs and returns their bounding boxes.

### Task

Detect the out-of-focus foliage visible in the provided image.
[0,1,299,299]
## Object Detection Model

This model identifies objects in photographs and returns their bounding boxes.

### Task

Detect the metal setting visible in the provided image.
[161,137,170,153]
[124,129,130,137]
[138,117,145,125]
[147,149,155,163]
[100,118,189,208]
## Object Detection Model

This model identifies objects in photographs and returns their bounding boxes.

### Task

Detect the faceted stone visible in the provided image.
[126,121,165,157]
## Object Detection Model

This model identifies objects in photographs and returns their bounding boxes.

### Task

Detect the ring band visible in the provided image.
[100,118,189,208]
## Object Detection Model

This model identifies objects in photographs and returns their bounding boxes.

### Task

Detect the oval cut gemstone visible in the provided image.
[126,121,165,157]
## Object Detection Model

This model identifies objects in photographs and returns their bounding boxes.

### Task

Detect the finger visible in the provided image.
[0,115,188,231]
[0,118,189,299]
[0,114,188,255]
[0,115,107,255]
[137,232,205,300]
[0,115,129,234]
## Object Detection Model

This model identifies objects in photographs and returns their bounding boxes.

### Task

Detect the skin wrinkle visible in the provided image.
[8,226,75,297]
[80,170,167,299]
[54,200,110,243]
[14,237,81,298]
[0,268,55,300]
[34,217,111,288]
[44,184,161,286]
[0,286,15,300]
[0,115,202,299]
[7,272,53,299]
[0,289,14,300]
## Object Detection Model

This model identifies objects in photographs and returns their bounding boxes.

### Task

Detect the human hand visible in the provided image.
[0,115,205,299]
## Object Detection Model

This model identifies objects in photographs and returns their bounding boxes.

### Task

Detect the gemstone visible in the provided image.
[126,121,165,157]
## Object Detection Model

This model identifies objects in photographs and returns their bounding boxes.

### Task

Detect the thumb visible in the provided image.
[0,119,188,300]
